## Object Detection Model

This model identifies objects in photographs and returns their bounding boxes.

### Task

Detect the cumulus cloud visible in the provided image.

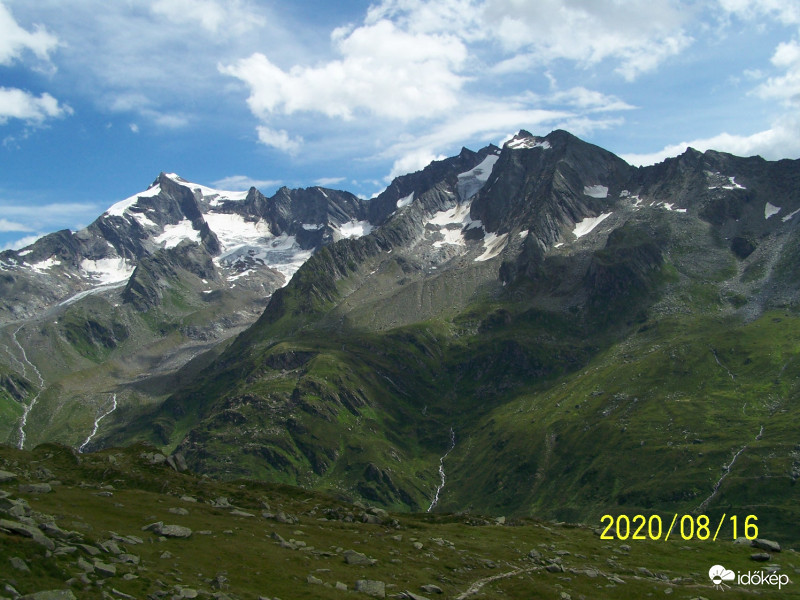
[3,233,43,251]
[0,217,32,232]
[482,0,692,81]
[151,0,265,35]
[256,126,303,154]
[314,176,346,186]
[0,2,58,65]
[0,87,71,124]
[211,174,282,190]
[221,19,467,122]
[388,150,447,181]
[621,115,800,165]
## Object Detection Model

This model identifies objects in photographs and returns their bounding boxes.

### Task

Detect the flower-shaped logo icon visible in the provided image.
[709,564,735,590]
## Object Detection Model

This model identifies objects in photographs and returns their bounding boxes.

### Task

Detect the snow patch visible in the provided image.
[338,219,373,239]
[573,213,612,239]
[106,184,161,217]
[80,257,134,284]
[154,220,200,248]
[164,173,249,206]
[433,227,466,248]
[204,212,270,250]
[782,207,800,222]
[302,223,324,230]
[396,192,414,209]
[428,202,472,226]
[475,232,508,262]
[765,202,781,219]
[30,256,61,272]
[518,230,529,239]
[506,137,551,150]
[215,233,312,286]
[659,202,687,213]
[457,155,500,200]
[725,176,746,190]
[583,185,609,199]
[130,211,158,229]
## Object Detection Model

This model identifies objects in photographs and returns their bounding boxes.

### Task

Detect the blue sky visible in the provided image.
[2,0,800,250]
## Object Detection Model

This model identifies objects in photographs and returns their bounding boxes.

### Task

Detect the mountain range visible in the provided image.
[1,129,799,544]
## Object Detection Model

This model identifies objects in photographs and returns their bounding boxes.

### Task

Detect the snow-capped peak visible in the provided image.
[504,131,551,151]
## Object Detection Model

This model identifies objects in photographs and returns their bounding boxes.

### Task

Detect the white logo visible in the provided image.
[709,564,735,590]
[709,564,791,591]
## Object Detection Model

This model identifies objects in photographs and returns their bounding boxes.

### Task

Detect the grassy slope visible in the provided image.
[1,443,797,600]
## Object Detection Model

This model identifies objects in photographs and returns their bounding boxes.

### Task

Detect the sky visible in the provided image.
[1,0,800,250]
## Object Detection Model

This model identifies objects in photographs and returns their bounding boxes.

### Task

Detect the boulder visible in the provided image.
[19,591,77,600]
[344,549,377,566]
[355,580,386,598]
[751,538,781,553]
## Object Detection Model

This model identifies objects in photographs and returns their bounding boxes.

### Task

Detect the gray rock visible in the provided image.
[180,495,197,503]
[0,470,17,482]
[306,575,323,585]
[18,483,52,494]
[750,552,771,562]
[78,543,101,556]
[335,582,348,591]
[354,579,385,598]
[166,453,188,472]
[77,557,94,572]
[142,521,192,538]
[400,592,430,600]
[751,538,781,553]
[211,497,231,508]
[420,584,443,594]
[10,557,30,572]
[275,511,296,524]
[230,509,254,518]
[169,507,189,515]
[0,518,55,550]
[528,549,542,561]
[546,564,563,573]
[110,588,135,600]
[99,540,123,554]
[362,513,382,525]
[93,559,117,577]
[118,553,140,565]
[159,524,192,538]
[19,591,77,600]
[344,549,377,566]
[412,541,423,550]
[178,588,198,598]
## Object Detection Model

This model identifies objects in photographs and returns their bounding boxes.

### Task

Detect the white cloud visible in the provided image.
[482,0,692,81]
[0,2,58,65]
[755,40,800,107]
[0,87,71,124]
[256,126,303,155]
[388,150,447,181]
[151,0,265,35]
[718,0,800,25]
[3,233,43,251]
[315,176,346,186]
[211,174,282,190]
[129,123,139,133]
[621,115,800,165]
[0,217,31,232]
[221,19,467,123]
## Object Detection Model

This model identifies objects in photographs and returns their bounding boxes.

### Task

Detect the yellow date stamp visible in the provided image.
[600,513,758,542]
